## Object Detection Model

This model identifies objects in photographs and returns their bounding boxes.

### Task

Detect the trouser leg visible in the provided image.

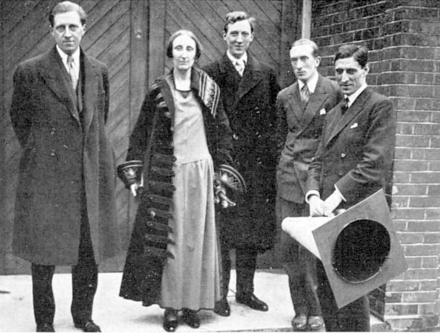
[219,240,231,299]
[32,263,56,326]
[71,209,98,324]
[235,247,257,296]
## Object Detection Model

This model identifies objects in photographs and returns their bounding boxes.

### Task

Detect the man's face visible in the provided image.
[290,44,320,83]
[51,11,85,55]
[335,56,369,96]
[223,20,254,59]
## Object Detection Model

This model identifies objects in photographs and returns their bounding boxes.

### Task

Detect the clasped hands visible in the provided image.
[214,180,236,209]
[309,191,343,217]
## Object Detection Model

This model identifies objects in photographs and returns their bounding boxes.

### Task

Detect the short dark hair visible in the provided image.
[223,11,255,34]
[292,38,319,58]
[334,44,368,68]
[166,30,202,60]
[49,1,87,27]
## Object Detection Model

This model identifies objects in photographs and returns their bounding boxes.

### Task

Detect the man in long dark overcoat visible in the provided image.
[203,11,280,316]
[10,2,120,332]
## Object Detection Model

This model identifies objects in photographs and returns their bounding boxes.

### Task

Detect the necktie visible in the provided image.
[235,60,244,76]
[301,84,310,104]
[341,97,350,114]
[67,55,77,90]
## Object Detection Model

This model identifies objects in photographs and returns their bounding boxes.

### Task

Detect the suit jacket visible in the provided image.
[306,87,396,208]
[276,75,342,203]
[203,53,280,251]
[10,46,120,265]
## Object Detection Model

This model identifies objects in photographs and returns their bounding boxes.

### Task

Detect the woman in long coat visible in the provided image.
[118,30,233,332]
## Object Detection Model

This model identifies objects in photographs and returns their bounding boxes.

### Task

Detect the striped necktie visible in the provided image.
[67,55,77,90]
[301,84,310,104]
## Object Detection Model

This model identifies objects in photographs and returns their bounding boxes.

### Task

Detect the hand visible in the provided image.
[323,191,343,216]
[309,195,325,217]
[214,180,236,209]
[130,183,139,197]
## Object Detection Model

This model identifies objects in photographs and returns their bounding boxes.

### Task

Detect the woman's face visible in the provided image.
[172,35,196,72]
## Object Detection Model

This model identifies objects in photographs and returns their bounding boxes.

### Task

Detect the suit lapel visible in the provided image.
[39,47,80,124]
[297,76,328,135]
[285,83,303,123]
[325,88,372,147]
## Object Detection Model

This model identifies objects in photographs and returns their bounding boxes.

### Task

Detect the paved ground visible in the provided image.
[1,269,296,332]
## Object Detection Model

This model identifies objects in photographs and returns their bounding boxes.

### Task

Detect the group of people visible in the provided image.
[9,1,396,333]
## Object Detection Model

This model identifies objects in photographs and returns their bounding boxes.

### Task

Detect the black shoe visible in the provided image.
[214,298,231,317]
[292,313,308,331]
[182,309,200,329]
[36,323,55,332]
[74,320,101,332]
[163,309,178,332]
[236,293,268,311]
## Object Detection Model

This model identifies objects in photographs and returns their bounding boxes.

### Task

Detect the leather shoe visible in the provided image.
[292,313,307,331]
[163,309,178,332]
[214,298,231,317]
[308,315,324,331]
[74,319,101,332]
[36,323,55,332]
[182,309,200,329]
[236,293,268,311]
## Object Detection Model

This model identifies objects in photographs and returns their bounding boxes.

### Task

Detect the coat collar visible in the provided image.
[324,87,373,147]
[218,53,264,101]
[38,46,99,131]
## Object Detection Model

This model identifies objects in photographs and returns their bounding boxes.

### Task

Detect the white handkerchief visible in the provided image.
[350,123,358,129]
[320,108,326,115]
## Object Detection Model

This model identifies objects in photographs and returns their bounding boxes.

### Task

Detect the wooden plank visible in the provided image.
[148,0,167,86]
[2,0,40,36]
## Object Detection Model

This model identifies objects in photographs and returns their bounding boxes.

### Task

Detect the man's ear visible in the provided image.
[83,24,87,33]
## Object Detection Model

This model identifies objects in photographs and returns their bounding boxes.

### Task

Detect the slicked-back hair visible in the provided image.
[334,44,369,68]
[291,38,320,58]
[49,1,87,27]
[223,11,255,34]
[166,29,202,60]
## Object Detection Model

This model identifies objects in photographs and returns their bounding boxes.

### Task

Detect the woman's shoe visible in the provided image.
[163,309,178,332]
[182,309,200,329]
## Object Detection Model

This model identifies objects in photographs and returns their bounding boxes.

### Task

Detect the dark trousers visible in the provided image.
[32,212,98,326]
[317,261,370,331]
[276,197,321,317]
[219,241,258,298]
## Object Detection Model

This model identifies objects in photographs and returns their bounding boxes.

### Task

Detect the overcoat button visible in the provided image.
[341,153,346,158]
[233,134,238,140]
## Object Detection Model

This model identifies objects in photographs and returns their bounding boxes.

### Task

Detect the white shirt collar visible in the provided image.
[227,50,248,66]
[298,72,319,94]
[56,45,80,75]
[345,84,368,107]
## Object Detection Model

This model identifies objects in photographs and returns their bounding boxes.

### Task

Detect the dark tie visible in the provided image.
[341,97,349,114]
[67,55,77,90]
[301,84,310,104]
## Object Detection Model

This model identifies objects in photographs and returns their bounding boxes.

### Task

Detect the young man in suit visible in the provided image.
[203,11,280,316]
[306,44,396,331]
[276,39,342,331]
[10,2,120,332]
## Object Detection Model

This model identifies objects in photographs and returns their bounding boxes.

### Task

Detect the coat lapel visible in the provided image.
[325,88,372,147]
[236,54,263,101]
[39,47,80,125]
[285,83,303,123]
[81,51,99,137]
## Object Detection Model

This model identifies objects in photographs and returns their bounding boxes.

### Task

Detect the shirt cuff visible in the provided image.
[305,190,320,204]
[334,185,346,202]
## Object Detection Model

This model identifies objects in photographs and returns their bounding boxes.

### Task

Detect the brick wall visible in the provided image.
[311,0,440,331]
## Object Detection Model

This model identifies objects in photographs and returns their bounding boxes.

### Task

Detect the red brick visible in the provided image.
[414,123,440,135]
[396,135,429,148]
[411,172,440,183]
[394,160,429,171]
[403,291,438,303]
[424,234,440,244]
[394,147,412,159]
[420,279,438,290]
[387,280,419,292]
[397,110,430,122]
[408,221,440,232]
[398,233,424,244]
[393,208,425,220]
[426,209,440,219]
[393,184,428,196]
[404,268,438,280]
[409,196,440,208]
[385,303,418,315]
[405,244,440,256]
[427,185,440,195]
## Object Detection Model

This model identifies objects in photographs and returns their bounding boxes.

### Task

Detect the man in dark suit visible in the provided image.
[276,39,342,331]
[306,44,396,331]
[10,2,120,332]
[203,11,280,316]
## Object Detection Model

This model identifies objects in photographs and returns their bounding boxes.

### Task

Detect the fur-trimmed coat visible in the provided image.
[119,67,233,305]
